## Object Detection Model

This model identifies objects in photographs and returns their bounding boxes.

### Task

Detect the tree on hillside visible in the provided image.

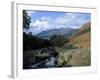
[23,10,31,29]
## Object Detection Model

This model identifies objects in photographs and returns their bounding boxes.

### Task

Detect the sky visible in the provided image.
[25,10,91,35]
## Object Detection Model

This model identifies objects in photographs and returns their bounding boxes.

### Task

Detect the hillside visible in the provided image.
[67,22,91,48]
[59,22,91,67]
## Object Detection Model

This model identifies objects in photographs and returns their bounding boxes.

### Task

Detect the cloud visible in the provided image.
[31,20,49,29]
[26,11,35,17]
[55,13,76,24]
[28,12,91,34]
[55,13,91,28]
[29,17,51,34]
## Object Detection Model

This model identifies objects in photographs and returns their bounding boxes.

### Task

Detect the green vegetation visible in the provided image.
[23,32,52,51]
[50,35,69,47]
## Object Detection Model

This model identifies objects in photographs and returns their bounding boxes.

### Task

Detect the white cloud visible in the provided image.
[40,17,46,21]
[55,13,77,24]
[29,13,90,34]
[30,20,49,29]
[30,13,81,31]
[55,13,90,29]
[26,11,35,17]
[29,17,52,34]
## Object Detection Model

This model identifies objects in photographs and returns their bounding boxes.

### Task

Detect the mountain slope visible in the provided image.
[58,22,91,67]
[67,22,91,48]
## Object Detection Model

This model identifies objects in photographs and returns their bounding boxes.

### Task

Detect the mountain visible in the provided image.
[62,22,91,66]
[35,28,78,39]
[66,22,91,48]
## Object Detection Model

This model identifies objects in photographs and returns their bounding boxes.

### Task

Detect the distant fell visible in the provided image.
[36,28,78,39]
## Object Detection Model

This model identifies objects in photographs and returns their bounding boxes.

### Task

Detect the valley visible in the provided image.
[23,22,91,69]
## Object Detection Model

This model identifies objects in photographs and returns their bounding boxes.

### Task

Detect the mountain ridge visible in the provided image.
[35,27,78,39]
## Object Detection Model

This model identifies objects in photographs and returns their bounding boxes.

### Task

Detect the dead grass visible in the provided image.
[70,31,90,48]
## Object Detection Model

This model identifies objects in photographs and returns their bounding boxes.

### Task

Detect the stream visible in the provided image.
[29,56,56,68]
